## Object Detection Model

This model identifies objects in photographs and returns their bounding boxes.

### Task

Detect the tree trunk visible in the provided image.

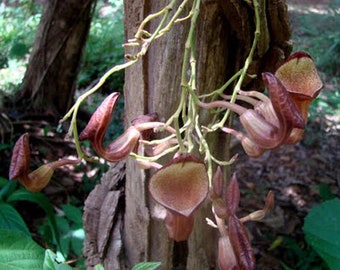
[83,0,292,269]
[18,0,95,117]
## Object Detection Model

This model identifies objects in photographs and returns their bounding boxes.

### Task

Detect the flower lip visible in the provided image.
[149,154,209,217]
[275,51,323,100]
[285,51,312,61]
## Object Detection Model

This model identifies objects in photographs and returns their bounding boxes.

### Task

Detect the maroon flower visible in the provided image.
[149,154,209,241]
[9,133,79,192]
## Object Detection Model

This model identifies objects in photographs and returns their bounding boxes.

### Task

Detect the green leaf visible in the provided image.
[303,198,340,270]
[9,42,28,59]
[0,229,45,270]
[43,249,72,270]
[318,184,336,201]
[0,202,30,235]
[61,204,83,225]
[0,177,8,187]
[94,264,104,270]
[132,262,162,270]
[7,190,63,256]
[0,180,18,200]
[70,228,85,257]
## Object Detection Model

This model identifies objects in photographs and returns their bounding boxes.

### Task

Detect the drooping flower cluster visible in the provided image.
[8,51,322,269]
[200,52,323,157]
[209,168,274,270]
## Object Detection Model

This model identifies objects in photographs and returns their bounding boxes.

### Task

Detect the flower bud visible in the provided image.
[240,110,280,149]
[211,166,224,199]
[105,126,141,161]
[212,198,228,219]
[228,215,255,270]
[226,174,240,216]
[247,210,266,221]
[221,127,265,158]
[9,133,30,180]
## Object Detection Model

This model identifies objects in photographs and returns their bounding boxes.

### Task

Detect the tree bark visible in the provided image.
[83,0,292,269]
[123,1,291,269]
[18,0,95,117]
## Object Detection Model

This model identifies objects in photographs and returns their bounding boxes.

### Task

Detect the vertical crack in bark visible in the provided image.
[172,241,189,270]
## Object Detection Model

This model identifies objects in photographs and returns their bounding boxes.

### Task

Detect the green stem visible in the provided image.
[60,0,190,160]
[166,0,201,154]
[211,0,261,130]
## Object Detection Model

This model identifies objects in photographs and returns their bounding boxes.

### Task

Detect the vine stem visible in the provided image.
[59,0,191,159]
[166,0,201,154]
[211,0,261,130]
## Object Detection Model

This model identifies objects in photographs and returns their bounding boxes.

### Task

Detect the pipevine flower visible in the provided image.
[79,92,172,162]
[148,154,209,241]
[9,133,80,192]
[275,52,323,144]
[200,51,322,157]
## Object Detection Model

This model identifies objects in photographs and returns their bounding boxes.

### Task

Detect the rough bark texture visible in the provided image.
[18,0,95,116]
[83,0,292,269]
[83,161,125,269]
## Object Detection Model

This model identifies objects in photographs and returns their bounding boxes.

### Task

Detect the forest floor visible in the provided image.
[0,0,339,269]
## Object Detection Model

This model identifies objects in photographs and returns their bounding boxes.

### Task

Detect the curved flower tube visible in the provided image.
[200,72,304,157]
[9,133,80,192]
[79,93,172,162]
[165,210,195,242]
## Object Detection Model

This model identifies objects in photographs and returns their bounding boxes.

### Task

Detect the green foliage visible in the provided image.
[317,184,336,201]
[7,188,63,255]
[303,198,340,270]
[78,0,125,92]
[43,249,73,270]
[0,229,45,270]
[0,178,85,268]
[40,204,85,259]
[1,178,65,256]
[280,236,328,270]
[0,0,125,94]
[0,1,41,92]
[132,262,162,270]
[0,202,30,236]
[291,3,340,77]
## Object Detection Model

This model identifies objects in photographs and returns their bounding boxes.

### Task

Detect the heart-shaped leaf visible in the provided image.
[303,198,340,270]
